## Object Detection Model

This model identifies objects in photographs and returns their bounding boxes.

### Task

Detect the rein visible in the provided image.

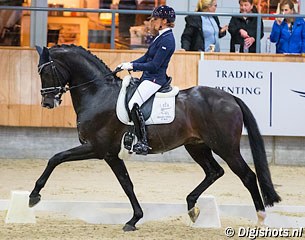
[67,67,122,91]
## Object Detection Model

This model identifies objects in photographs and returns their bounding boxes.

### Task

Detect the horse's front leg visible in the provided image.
[29,143,98,207]
[104,153,143,231]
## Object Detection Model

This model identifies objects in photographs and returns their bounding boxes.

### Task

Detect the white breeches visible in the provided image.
[128,80,161,110]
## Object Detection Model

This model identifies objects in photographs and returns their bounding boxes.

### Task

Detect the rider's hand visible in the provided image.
[118,62,133,70]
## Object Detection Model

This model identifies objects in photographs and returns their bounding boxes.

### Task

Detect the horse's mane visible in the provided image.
[50,44,121,81]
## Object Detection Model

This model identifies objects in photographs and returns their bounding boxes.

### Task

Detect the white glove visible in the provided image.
[118,62,133,70]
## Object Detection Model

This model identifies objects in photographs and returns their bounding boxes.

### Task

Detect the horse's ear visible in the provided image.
[42,46,49,58]
[36,46,43,56]
[37,46,50,65]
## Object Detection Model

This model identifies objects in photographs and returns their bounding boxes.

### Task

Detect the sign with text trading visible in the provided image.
[199,60,305,136]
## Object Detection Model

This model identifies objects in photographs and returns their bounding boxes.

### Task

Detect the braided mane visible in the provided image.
[50,44,121,81]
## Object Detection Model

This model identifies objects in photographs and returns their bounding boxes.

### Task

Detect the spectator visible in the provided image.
[270,0,305,54]
[181,0,228,52]
[228,0,264,53]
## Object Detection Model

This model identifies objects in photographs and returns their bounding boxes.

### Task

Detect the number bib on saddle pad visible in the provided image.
[116,75,179,125]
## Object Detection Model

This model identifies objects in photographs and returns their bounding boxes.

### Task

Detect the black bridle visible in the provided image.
[38,56,122,99]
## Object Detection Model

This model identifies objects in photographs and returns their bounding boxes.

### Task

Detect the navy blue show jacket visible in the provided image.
[132,29,175,86]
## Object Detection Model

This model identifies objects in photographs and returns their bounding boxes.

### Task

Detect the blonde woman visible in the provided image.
[181,0,228,52]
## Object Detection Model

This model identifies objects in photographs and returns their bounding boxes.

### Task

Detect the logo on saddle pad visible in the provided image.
[116,75,179,125]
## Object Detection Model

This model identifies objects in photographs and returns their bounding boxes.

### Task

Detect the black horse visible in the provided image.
[29,44,281,231]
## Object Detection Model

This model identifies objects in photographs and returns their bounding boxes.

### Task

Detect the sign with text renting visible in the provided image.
[198,60,305,136]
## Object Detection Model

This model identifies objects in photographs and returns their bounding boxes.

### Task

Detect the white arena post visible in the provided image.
[5,190,36,224]
[191,195,221,228]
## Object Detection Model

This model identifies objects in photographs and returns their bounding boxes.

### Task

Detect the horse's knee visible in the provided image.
[206,166,224,184]
[47,152,67,168]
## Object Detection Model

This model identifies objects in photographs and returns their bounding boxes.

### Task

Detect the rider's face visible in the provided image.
[150,17,161,31]
[150,17,167,32]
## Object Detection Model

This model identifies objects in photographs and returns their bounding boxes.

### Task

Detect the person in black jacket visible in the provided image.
[228,0,264,53]
[181,0,228,52]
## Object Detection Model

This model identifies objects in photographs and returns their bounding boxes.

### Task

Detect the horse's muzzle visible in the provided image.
[41,96,61,109]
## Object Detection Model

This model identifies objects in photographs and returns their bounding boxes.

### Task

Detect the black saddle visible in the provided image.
[125,77,173,121]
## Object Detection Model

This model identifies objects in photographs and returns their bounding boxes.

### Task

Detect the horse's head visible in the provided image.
[36,46,68,109]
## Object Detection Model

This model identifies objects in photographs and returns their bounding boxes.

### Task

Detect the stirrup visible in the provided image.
[123,132,134,151]
[133,141,151,155]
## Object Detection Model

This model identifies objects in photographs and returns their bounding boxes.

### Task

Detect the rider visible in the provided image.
[118,5,176,155]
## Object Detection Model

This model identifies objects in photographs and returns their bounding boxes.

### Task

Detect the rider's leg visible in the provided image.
[128,80,162,110]
[128,80,161,155]
[130,103,149,155]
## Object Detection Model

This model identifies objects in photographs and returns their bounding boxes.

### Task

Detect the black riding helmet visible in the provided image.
[150,5,176,23]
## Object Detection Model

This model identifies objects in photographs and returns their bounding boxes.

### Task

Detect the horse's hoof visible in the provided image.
[257,210,266,226]
[188,206,200,223]
[123,224,137,232]
[29,194,41,208]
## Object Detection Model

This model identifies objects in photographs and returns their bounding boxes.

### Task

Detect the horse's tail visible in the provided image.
[234,96,281,207]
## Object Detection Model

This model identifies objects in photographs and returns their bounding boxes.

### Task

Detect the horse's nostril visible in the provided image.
[42,102,53,109]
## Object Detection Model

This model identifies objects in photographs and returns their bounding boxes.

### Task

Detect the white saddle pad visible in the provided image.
[116,75,179,125]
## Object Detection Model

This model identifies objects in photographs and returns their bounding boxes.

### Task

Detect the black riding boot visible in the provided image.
[130,104,150,155]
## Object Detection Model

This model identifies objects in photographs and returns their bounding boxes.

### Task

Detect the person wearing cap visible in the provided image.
[117,5,176,155]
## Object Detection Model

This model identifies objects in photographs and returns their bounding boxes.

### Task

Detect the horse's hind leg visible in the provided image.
[221,151,266,223]
[184,144,224,222]
[104,153,143,231]
[29,143,97,207]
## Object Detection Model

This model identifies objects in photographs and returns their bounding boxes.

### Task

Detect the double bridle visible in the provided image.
[38,58,68,102]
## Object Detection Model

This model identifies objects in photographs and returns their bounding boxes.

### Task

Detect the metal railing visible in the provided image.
[1,5,305,52]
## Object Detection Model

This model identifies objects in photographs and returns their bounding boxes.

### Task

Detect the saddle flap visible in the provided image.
[116,75,179,125]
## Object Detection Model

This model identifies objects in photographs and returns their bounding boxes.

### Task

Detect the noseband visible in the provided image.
[38,58,67,104]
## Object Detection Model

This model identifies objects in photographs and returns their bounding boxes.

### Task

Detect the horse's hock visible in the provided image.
[0,126,304,165]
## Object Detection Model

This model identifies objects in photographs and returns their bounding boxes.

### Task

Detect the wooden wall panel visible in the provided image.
[0,49,10,126]
[1,47,304,128]
[30,51,42,126]
[183,54,198,89]
[63,105,75,128]
[19,50,33,126]
[8,50,21,126]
